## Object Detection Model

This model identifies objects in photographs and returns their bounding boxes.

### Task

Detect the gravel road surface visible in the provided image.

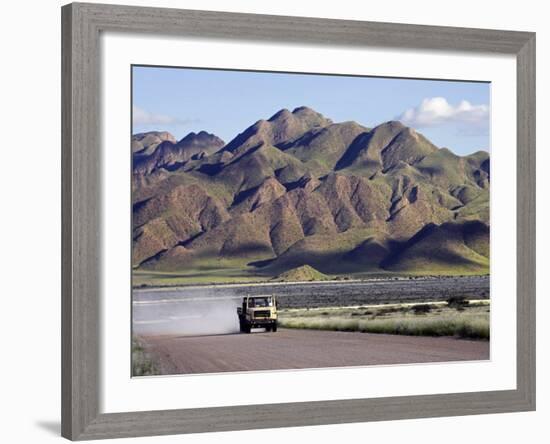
[140,329,489,375]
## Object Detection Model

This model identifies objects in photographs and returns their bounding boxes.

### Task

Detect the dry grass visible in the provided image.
[132,338,160,376]
[279,301,489,340]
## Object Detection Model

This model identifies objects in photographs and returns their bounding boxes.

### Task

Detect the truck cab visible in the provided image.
[237,295,278,333]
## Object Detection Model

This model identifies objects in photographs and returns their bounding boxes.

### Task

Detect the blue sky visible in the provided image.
[132,66,490,155]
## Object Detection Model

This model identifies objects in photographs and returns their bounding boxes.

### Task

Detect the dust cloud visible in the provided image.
[133,290,241,337]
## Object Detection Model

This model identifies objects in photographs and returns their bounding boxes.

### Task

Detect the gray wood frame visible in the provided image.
[61,2,536,440]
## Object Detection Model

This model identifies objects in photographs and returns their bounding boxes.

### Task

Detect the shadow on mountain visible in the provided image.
[197,163,224,176]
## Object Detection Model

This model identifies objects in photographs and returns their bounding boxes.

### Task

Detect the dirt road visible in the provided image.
[140,329,489,375]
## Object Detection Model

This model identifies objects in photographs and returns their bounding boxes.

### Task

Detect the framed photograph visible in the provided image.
[61,2,536,440]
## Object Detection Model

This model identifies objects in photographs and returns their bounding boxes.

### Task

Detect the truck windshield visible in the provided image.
[250,298,272,307]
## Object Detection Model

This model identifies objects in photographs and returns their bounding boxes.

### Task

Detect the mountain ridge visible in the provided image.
[132,106,489,282]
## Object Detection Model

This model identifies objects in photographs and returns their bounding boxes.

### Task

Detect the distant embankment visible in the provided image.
[133,276,489,309]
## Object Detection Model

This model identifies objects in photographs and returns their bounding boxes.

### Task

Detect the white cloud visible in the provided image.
[132,106,197,126]
[398,97,489,129]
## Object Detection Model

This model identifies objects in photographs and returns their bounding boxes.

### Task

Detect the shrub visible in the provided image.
[411,304,432,315]
[132,339,159,376]
[447,295,470,309]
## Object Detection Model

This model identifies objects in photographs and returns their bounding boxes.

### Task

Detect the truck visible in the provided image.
[237,295,278,333]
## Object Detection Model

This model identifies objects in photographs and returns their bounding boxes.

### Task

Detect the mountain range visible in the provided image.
[132,106,489,283]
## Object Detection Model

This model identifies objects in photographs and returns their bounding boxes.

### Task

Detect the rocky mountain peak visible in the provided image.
[132,109,490,279]
[268,108,292,121]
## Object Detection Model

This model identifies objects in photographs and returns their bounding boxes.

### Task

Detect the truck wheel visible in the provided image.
[272,322,278,332]
[265,325,271,332]
[244,323,251,333]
